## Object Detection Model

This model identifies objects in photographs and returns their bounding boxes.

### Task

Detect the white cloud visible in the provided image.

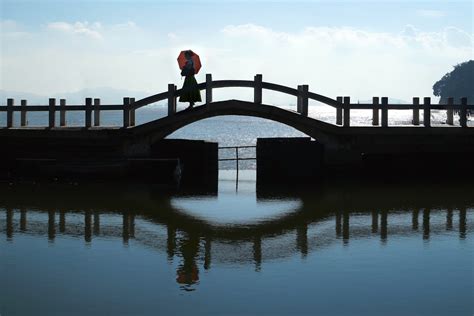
[112,21,138,30]
[400,24,418,37]
[217,24,472,102]
[167,32,179,40]
[47,21,103,39]
[417,10,445,18]
[1,22,472,104]
[443,26,473,48]
[0,19,29,38]
[222,24,281,38]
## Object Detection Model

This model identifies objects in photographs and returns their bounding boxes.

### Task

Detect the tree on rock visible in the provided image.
[433,60,473,115]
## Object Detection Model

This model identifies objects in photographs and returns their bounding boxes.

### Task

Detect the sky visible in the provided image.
[1,0,473,104]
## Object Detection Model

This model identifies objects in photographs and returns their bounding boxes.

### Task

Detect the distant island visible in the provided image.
[434,60,473,114]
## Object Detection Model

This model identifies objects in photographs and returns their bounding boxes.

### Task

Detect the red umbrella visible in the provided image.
[177,50,202,75]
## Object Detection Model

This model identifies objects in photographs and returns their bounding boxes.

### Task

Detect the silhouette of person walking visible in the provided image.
[179,50,202,109]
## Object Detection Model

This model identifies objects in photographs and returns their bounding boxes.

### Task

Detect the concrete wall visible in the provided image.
[150,139,218,191]
[256,137,324,186]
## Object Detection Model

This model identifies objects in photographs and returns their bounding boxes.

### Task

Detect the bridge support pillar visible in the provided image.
[257,137,323,186]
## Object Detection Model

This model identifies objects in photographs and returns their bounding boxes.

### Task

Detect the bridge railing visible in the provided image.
[1,73,472,129]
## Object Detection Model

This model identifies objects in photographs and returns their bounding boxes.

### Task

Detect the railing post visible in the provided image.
[6,98,13,128]
[381,97,388,127]
[460,97,467,128]
[412,97,420,125]
[60,99,66,127]
[372,97,379,126]
[49,98,56,128]
[85,98,92,128]
[123,97,130,128]
[168,84,176,116]
[297,85,302,113]
[423,97,431,127]
[129,98,135,126]
[343,97,350,127]
[20,100,27,127]
[254,74,262,104]
[301,85,308,116]
[206,73,213,104]
[336,96,343,125]
[93,98,101,127]
[446,97,454,125]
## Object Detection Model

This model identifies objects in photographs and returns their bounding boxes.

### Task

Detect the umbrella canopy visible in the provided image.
[177,50,202,75]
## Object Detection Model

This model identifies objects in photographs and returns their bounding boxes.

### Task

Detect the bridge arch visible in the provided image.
[130,99,340,145]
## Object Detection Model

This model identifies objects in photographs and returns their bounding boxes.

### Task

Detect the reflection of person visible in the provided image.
[179,50,202,109]
[176,232,200,291]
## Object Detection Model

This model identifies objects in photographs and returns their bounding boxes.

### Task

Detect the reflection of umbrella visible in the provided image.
[177,50,202,74]
[176,266,199,285]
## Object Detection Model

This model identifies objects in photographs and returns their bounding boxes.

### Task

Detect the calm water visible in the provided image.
[0,174,472,316]
[1,103,473,315]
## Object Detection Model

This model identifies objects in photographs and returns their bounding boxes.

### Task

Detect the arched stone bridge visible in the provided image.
[1,74,473,165]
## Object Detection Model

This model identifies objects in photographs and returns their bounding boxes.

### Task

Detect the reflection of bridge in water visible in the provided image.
[1,181,471,289]
[2,208,469,249]
[1,207,470,287]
